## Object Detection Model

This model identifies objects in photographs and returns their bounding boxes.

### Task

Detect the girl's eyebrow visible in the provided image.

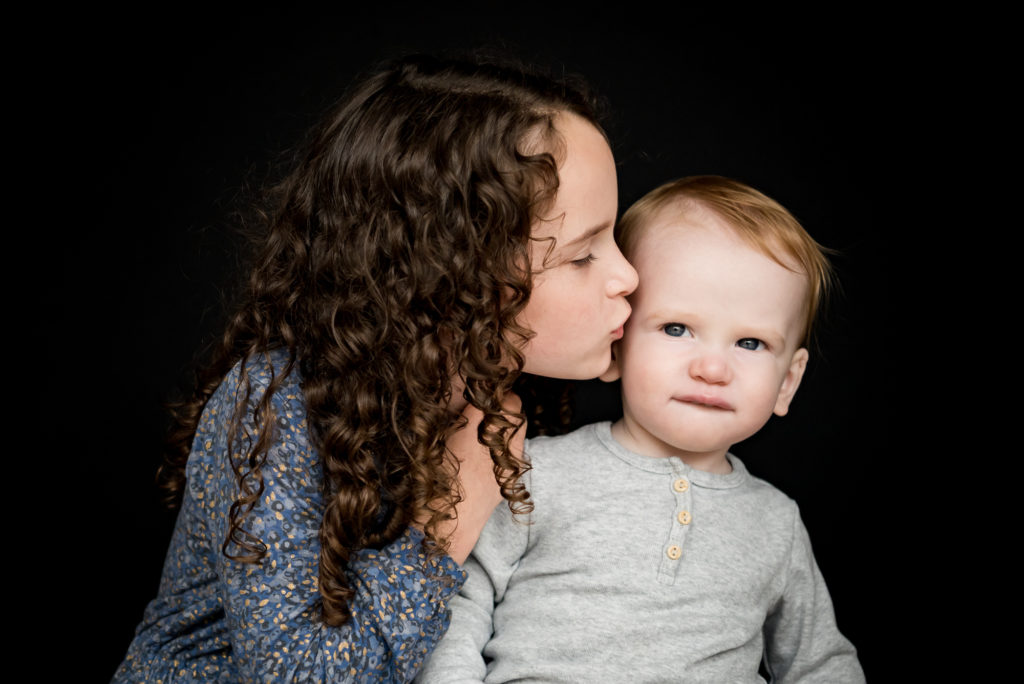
[563,222,611,248]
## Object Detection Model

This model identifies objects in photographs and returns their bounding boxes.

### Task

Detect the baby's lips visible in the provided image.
[675,394,733,410]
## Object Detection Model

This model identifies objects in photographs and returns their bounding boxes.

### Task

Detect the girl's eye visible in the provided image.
[663,323,690,337]
[571,254,596,267]
[737,338,766,351]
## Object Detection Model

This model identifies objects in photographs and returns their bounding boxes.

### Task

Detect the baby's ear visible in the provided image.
[599,342,622,383]
[773,348,809,416]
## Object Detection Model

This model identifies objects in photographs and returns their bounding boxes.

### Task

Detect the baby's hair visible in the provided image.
[617,175,834,347]
[158,53,605,626]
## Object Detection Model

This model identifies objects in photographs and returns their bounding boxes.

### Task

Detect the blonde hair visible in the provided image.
[617,175,834,346]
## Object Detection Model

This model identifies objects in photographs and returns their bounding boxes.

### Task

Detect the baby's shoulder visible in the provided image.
[730,462,802,533]
[525,421,611,471]
[744,472,797,506]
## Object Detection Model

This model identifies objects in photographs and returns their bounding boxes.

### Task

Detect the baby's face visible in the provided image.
[613,208,809,467]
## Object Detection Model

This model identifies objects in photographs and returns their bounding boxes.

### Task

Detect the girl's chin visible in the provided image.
[525,356,611,381]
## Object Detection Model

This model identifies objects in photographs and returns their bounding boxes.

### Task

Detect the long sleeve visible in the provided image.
[762,512,865,684]
[416,487,531,684]
[114,354,466,683]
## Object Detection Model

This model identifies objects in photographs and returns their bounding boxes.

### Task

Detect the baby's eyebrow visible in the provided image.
[647,307,698,320]
[742,328,787,349]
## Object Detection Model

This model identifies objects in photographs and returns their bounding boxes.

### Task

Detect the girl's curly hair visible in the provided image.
[158,53,604,626]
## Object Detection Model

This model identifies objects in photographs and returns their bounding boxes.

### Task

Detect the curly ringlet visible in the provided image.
[157,54,606,626]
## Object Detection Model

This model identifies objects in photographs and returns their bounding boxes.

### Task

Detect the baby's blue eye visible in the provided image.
[663,323,690,337]
[737,338,765,351]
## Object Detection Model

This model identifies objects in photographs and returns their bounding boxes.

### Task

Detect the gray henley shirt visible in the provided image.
[418,421,864,683]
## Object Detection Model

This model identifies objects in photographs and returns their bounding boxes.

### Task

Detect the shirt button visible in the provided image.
[666,545,682,560]
[673,478,689,493]
[677,510,692,525]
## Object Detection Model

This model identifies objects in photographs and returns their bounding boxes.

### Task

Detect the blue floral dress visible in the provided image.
[113,351,466,682]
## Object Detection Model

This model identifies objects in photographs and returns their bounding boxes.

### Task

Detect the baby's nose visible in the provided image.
[689,352,731,384]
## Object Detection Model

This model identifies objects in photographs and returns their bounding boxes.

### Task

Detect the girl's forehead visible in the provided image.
[530,113,617,244]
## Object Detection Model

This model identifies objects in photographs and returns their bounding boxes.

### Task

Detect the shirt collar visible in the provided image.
[593,421,748,490]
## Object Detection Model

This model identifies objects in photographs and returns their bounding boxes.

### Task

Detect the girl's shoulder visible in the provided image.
[190,348,314,488]
[212,348,303,409]
[196,349,308,461]
[221,347,299,390]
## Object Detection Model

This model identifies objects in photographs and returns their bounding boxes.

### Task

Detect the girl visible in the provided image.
[113,54,637,682]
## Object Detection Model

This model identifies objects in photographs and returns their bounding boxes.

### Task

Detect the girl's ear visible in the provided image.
[773,348,809,416]
[599,342,622,383]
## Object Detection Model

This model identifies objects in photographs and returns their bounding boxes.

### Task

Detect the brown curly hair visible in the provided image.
[158,53,604,626]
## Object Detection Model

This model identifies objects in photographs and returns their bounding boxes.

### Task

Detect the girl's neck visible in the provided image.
[447,374,469,414]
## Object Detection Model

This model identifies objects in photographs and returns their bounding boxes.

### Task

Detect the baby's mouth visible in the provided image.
[675,394,733,410]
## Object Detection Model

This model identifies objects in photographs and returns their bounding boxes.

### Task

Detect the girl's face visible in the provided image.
[518,114,638,380]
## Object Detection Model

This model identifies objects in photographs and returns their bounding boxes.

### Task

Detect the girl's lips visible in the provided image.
[611,307,631,339]
[675,394,733,410]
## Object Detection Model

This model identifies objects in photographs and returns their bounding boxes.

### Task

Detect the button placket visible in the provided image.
[657,466,694,585]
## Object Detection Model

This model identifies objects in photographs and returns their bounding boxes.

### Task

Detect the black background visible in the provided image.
[49,6,913,680]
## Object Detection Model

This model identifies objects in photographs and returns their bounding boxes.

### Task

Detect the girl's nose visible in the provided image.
[607,249,639,297]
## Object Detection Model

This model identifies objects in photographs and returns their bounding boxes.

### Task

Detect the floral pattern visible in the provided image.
[113,351,466,682]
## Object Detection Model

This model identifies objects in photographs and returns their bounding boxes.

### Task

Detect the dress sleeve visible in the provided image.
[762,511,865,684]
[415,483,531,684]
[210,365,467,682]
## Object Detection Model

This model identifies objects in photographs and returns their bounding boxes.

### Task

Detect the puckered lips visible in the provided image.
[674,394,734,411]
[611,307,632,339]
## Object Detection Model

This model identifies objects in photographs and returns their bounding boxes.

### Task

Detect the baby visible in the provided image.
[418,176,865,683]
